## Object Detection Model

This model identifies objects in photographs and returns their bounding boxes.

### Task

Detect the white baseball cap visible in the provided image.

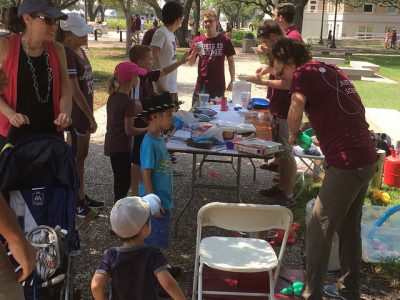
[60,13,92,37]
[110,195,161,238]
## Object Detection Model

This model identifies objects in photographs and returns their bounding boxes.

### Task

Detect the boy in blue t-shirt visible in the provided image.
[139,92,177,249]
[91,196,185,300]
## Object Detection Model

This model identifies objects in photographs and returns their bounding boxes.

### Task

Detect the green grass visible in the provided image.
[87,48,126,109]
[327,54,400,110]
[353,81,400,111]
[294,175,400,282]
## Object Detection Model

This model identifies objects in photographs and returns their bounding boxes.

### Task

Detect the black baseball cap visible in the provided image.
[18,0,68,20]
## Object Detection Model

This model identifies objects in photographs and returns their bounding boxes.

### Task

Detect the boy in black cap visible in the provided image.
[139,92,177,250]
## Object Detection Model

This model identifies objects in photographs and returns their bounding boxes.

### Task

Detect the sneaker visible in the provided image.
[259,185,283,197]
[323,284,347,300]
[259,186,296,207]
[260,163,279,172]
[263,197,296,207]
[76,199,98,221]
[84,195,105,211]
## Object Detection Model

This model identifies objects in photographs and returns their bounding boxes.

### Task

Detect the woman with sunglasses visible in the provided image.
[270,38,378,300]
[56,13,105,217]
[0,0,72,149]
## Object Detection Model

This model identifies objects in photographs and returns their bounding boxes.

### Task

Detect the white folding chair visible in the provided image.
[192,202,293,300]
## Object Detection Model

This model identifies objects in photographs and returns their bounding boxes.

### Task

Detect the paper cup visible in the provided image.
[198,93,209,107]
[194,41,205,56]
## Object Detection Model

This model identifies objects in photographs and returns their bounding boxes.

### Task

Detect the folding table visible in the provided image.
[293,145,325,199]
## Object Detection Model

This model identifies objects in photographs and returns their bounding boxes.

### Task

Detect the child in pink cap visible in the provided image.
[104,62,148,203]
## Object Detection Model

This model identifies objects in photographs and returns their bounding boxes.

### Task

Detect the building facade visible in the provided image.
[302,1,400,39]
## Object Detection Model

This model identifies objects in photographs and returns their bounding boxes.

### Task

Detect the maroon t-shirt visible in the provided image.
[104,92,135,156]
[65,47,94,132]
[290,61,378,169]
[190,34,236,93]
[268,25,302,119]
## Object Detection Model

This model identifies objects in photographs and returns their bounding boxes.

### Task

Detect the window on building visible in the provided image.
[388,6,397,14]
[310,0,317,12]
[363,4,373,13]
[358,25,373,39]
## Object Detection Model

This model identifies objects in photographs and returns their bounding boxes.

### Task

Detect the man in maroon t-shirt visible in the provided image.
[188,9,236,107]
[271,38,378,300]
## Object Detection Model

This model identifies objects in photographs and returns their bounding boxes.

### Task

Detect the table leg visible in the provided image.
[236,157,242,202]
[249,158,256,181]
[198,154,207,177]
[173,153,197,238]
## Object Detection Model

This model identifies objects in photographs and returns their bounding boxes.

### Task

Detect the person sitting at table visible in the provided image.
[270,37,378,300]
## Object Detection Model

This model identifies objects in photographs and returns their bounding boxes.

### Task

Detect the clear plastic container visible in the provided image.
[361,205,400,263]
[232,81,251,105]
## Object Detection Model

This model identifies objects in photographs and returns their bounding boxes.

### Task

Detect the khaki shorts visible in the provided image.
[0,243,24,300]
[270,115,293,158]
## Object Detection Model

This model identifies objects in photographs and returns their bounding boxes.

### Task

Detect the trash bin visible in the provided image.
[370,149,386,189]
[242,38,256,53]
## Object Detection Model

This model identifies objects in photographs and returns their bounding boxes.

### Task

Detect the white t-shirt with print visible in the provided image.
[150,26,178,93]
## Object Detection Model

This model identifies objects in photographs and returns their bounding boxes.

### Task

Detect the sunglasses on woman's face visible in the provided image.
[31,14,58,25]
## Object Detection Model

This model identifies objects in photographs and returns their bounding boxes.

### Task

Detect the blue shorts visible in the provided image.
[145,209,171,248]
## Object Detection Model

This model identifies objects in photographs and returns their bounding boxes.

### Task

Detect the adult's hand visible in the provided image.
[226,80,233,91]
[243,75,264,85]
[54,113,72,129]
[0,66,8,93]
[9,113,30,127]
[256,64,271,78]
[89,117,98,134]
[8,238,36,282]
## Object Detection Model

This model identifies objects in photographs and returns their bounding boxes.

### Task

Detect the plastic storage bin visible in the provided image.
[361,205,400,263]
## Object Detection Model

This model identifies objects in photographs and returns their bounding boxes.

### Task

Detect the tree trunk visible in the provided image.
[88,0,95,21]
[175,0,193,47]
[294,0,309,33]
[193,0,200,36]
[125,0,133,55]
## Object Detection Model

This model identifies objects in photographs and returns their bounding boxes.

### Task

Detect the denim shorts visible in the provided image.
[145,209,171,249]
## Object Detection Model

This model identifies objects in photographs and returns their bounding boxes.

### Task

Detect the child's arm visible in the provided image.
[156,270,185,300]
[160,51,189,77]
[125,117,147,136]
[91,273,107,300]
[142,169,154,194]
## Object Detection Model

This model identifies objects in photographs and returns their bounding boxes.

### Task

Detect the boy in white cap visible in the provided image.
[91,195,185,300]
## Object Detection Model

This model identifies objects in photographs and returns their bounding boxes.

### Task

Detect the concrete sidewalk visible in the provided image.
[366,108,400,149]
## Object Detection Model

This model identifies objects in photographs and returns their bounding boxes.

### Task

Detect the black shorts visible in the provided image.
[131,133,145,165]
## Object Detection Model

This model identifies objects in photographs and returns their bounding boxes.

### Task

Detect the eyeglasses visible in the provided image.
[203,19,216,24]
[31,14,58,25]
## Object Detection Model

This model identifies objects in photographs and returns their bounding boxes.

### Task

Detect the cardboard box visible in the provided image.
[234,138,282,157]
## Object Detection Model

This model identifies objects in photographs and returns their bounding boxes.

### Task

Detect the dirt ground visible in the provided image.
[72,36,400,299]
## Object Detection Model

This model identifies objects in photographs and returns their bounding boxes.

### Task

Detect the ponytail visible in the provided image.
[6,6,26,34]
[55,27,67,43]
[107,76,120,95]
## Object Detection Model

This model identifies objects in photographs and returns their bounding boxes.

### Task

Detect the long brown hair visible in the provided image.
[5,6,26,34]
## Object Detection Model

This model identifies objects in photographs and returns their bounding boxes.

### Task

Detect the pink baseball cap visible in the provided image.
[114,62,147,85]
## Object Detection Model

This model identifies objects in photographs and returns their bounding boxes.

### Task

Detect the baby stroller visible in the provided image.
[0,131,81,300]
